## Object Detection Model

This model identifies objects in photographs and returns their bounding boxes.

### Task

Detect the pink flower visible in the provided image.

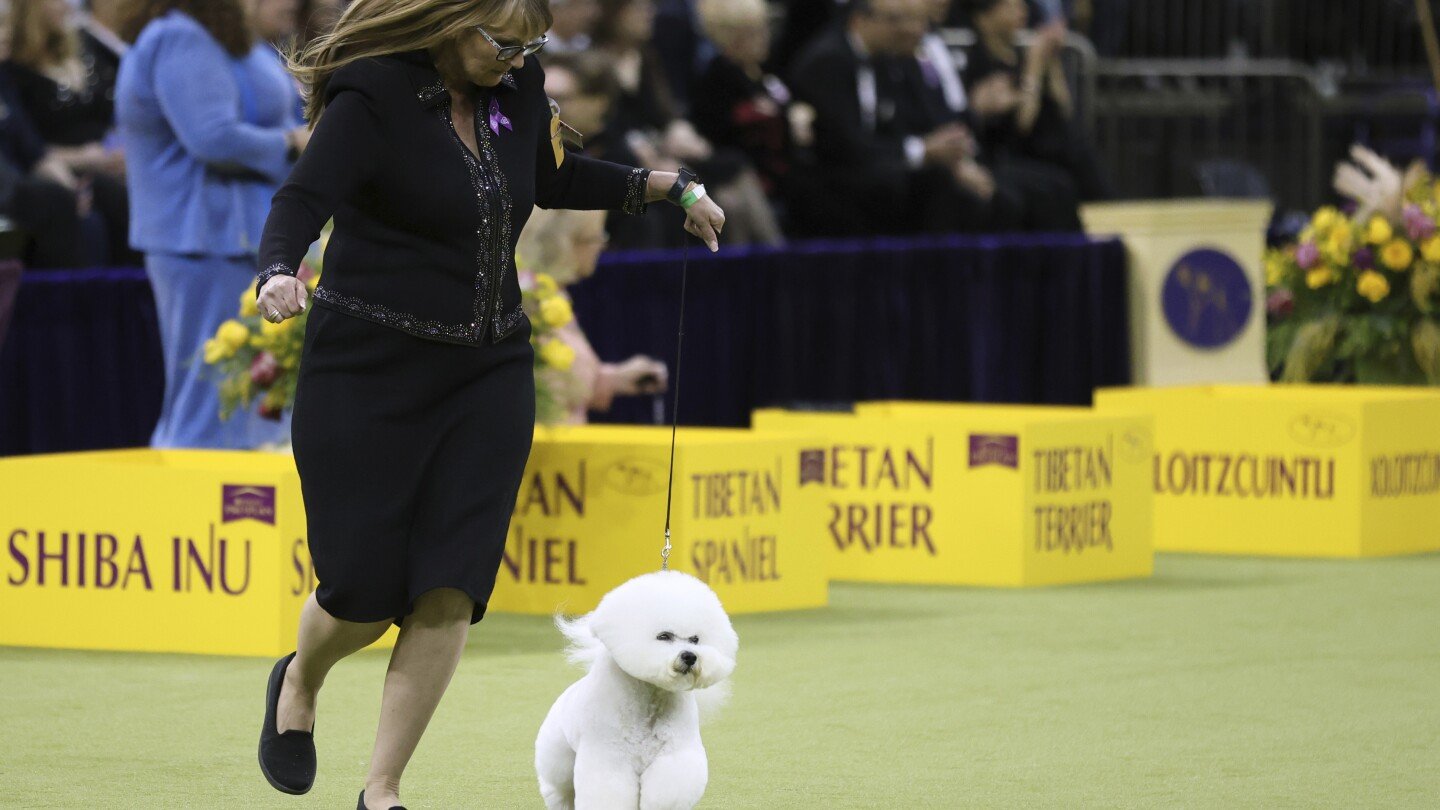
[1295,241,1320,270]
[296,263,316,284]
[258,401,283,421]
[1404,204,1436,242]
[250,351,279,388]
[1267,287,1295,319]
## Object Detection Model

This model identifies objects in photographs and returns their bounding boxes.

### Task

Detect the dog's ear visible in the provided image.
[554,612,605,670]
[694,680,732,725]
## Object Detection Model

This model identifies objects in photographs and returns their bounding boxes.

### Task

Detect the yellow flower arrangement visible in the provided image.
[1381,239,1414,271]
[520,270,584,423]
[1423,235,1440,263]
[1365,215,1394,245]
[540,295,574,328]
[1305,266,1340,289]
[1268,164,1440,385]
[216,319,250,351]
[1311,206,1343,233]
[1356,271,1390,303]
[539,339,576,372]
[1322,221,1354,266]
[203,339,229,364]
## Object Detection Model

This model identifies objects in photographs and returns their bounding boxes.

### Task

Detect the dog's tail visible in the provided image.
[554,612,606,670]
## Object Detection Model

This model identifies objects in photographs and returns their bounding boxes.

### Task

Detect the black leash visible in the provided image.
[660,239,690,571]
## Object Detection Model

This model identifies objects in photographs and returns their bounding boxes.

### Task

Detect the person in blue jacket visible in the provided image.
[115,0,310,449]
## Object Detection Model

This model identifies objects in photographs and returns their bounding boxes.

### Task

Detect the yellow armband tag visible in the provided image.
[548,98,565,169]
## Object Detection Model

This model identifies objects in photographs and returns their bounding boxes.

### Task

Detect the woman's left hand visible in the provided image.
[684,195,726,253]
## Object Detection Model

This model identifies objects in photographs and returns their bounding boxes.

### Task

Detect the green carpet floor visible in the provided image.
[2,554,1438,808]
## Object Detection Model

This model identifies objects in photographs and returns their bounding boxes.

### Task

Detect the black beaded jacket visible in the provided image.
[255,50,650,345]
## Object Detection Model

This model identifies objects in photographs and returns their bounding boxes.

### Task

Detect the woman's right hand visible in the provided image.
[258,275,309,322]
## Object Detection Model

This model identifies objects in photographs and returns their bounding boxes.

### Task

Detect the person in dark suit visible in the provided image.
[788,0,1022,236]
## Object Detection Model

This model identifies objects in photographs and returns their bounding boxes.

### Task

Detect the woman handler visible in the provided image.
[252,1,724,807]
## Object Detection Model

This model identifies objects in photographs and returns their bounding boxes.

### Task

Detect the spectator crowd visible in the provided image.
[0,0,1106,270]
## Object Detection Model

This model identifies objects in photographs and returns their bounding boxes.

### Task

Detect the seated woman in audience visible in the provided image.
[593,0,781,246]
[964,0,1109,201]
[693,0,810,202]
[0,1,94,268]
[116,0,306,449]
[543,50,669,252]
[4,0,136,265]
[517,207,668,425]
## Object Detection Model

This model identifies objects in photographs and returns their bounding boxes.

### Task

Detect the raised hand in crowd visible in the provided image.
[1333,144,1404,223]
[969,73,1021,118]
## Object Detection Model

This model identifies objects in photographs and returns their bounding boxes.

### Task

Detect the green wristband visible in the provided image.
[680,184,706,210]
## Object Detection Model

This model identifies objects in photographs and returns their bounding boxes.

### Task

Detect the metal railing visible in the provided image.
[1082,0,1439,80]
[1089,56,1437,211]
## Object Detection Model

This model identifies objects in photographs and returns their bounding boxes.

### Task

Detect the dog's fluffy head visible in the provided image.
[558,571,738,693]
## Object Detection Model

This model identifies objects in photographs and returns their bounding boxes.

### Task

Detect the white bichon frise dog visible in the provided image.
[535,570,739,810]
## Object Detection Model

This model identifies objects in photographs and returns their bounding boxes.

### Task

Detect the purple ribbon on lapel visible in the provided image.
[488,97,512,136]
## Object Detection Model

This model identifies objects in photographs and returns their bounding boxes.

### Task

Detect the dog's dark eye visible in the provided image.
[688,636,699,644]
[656,632,675,642]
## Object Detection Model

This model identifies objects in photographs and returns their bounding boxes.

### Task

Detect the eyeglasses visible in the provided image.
[475,26,548,61]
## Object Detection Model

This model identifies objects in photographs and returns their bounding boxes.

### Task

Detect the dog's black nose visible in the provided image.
[680,651,697,666]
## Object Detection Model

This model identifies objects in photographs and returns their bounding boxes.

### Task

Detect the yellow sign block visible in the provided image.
[752,404,1154,586]
[0,448,398,657]
[490,426,828,616]
[0,427,829,657]
[1095,385,1440,557]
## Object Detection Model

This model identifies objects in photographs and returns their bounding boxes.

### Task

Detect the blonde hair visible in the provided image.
[289,0,552,123]
[517,207,606,286]
[9,0,78,69]
[696,0,767,40]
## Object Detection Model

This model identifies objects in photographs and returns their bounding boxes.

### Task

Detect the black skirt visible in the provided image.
[291,303,535,627]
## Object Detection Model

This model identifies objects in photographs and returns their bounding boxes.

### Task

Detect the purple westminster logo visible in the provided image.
[798,450,826,486]
[1162,248,1252,349]
[969,435,1019,469]
[222,485,276,525]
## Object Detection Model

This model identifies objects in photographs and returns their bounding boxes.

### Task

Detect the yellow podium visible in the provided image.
[1096,385,1440,557]
[753,404,1154,587]
[0,428,827,656]
[1082,200,1272,386]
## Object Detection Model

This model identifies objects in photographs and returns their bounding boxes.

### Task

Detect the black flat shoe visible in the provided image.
[258,651,316,794]
[358,789,407,809]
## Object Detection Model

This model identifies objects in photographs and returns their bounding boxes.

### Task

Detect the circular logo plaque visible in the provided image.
[1161,248,1252,349]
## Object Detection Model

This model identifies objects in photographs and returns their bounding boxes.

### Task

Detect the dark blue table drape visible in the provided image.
[0,235,1129,455]
[570,234,1131,426]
